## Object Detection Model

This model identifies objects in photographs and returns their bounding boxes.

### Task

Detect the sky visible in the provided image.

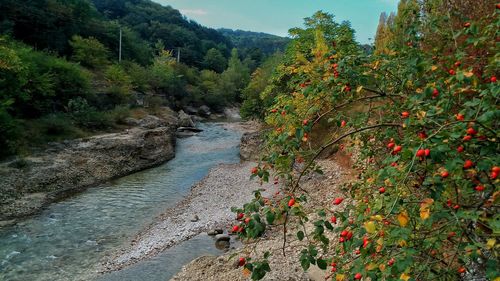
[152,0,399,44]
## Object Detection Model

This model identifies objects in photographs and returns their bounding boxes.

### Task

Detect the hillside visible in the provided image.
[219,28,290,57]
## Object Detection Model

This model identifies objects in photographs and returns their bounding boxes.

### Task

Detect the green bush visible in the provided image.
[104,64,133,106]
[69,35,110,69]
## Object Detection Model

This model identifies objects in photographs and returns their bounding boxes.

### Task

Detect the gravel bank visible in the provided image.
[171,155,356,281]
[101,159,276,272]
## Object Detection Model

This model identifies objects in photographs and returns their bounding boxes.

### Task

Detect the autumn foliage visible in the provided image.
[235,2,499,281]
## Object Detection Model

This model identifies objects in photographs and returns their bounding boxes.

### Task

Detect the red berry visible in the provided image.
[333,198,344,205]
[401,111,410,118]
[463,160,474,169]
[340,230,348,237]
[339,237,345,243]
[237,213,244,220]
[491,76,497,83]
[393,145,402,154]
[390,162,398,167]
[355,249,360,255]
[491,171,499,180]
[270,109,278,113]
[463,135,472,142]
[441,171,449,178]
[416,149,426,157]
[232,225,240,232]
[251,167,258,174]
[379,187,386,194]
[432,88,439,98]
[330,216,337,224]
[244,217,251,224]
[492,166,500,173]
[288,198,295,207]
[346,231,353,240]
[344,86,351,92]
[354,273,362,280]
[302,119,309,126]
[453,204,460,210]
[458,267,466,274]
[447,199,452,207]
[454,61,461,67]
[238,257,246,267]
[497,3,500,9]
[464,22,471,28]
[418,131,427,140]
[333,63,338,69]
[466,128,477,135]
[340,120,347,127]
[388,258,395,266]
[424,149,430,157]
[456,113,465,121]
[457,146,464,153]
[448,231,456,238]
[387,142,395,149]
[281,110,286,116]
[449,69,456,75]
[475,185,485,191]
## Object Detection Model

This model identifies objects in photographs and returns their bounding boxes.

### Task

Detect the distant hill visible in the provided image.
[219,28,290,57]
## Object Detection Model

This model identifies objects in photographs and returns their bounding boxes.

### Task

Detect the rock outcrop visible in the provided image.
[239,131,263,161]
[0,115,178,221]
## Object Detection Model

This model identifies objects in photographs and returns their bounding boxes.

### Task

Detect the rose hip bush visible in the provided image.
[233,6,499,281]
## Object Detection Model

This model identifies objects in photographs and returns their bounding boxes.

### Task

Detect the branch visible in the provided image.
[292,123,402,192]
[313,94,402,125]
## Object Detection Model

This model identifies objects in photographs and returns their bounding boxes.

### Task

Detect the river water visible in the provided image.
[0,122,242,281]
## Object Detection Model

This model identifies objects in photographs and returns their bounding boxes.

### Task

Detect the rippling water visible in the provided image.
[0,122,242,281]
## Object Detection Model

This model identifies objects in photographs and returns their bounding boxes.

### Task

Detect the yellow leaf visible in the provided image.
[336,274,345,281]
[397,211,409,227]
[379,264,386,271]
[400,273,411,281]
[365,221,376,234]
[242,268,251,277]
[486,239,496,249]
[366,263,378,270]
[371,215,383,221]
[417,111,427,120]
[398,240,407,247]
[420,198,434,220]
[431,65,438,71]
[416,88,423,94]
[356,86,364,93]
[464,71,474,78]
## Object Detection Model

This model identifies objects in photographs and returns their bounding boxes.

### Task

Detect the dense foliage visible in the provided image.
[235,3,499,280]
[0,0,290,158]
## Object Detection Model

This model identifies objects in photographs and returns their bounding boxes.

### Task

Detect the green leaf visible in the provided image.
[297,230,305,241]
[317,258,327,270]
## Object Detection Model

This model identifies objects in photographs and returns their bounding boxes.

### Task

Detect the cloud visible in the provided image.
[180,9,208,16]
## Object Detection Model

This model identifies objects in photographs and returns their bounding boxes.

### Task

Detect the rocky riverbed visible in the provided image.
[170,153,356,281]
[0,112,179,221]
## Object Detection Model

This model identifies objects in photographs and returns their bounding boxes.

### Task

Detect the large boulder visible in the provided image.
[240,131,263,161]
[178,110,195,127]
[198,105,211,117]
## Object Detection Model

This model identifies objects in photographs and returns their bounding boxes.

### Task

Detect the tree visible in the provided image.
[69,35,110,69]
[220,48,250,102]
[203,48,227,73]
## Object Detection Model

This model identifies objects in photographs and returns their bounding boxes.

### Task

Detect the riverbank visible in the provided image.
[0,110,181,222]
[170,152,356,281]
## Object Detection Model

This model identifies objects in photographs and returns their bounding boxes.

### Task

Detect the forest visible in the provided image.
[0,0,287,158]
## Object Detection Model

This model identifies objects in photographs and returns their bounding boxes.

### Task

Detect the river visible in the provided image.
[0,122,242,281]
